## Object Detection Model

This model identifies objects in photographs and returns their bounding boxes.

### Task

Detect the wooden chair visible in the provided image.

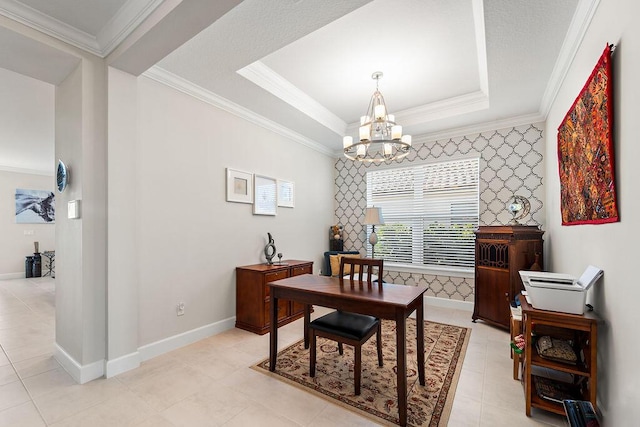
[309,257,384,395]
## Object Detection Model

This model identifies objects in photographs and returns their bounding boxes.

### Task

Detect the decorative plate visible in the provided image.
[56,160,69,193]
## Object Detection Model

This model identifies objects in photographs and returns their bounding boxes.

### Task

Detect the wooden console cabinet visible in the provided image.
[473,225,544,329]
[521,297,599,417]
[236,260,313,334]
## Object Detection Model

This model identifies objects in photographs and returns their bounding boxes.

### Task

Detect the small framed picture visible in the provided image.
[226,168,253,204]
[277,179,295,208]
[254,175,277,215]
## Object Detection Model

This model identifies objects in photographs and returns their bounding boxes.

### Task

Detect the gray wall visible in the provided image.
[125,75,336,348]
[334,123,545,301]
[544,0,640,422]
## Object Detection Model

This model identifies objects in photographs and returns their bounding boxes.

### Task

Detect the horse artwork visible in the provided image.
[15,189,55,224]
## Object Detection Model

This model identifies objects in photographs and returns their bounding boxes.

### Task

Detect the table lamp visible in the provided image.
[364,207,384,258]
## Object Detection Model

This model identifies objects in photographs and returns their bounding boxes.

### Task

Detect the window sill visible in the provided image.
[385,262,474,279]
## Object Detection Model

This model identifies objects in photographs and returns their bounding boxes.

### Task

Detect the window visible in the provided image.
[366,158,479,271]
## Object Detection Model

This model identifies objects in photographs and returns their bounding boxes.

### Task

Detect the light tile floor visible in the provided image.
[0,277,568,426]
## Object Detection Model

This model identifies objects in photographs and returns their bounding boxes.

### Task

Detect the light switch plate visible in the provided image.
[68,200,81,219]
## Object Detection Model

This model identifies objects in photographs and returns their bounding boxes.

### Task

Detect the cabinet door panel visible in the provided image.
[264,299,289,326]
[475,268,510,326]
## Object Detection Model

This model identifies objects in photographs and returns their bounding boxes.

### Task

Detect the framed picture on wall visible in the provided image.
[226,168,253,204]
[15,189,55,223]
[277,179,295,208]
[253,175,277,215]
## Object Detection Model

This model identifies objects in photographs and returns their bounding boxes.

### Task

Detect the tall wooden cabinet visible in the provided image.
[236,260,313,335]
[473,225,544,329]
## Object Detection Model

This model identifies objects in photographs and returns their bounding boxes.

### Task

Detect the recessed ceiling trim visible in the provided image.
[0,0,101,55]
[333,112,545,158]
[144,66,335,157]
[539,0,601,118]
[238,61,347,135]
[345,91,490,134]
[472,0,489,95]
[416,112,545,144]
[97,0,165,56]
[0,164,53,176]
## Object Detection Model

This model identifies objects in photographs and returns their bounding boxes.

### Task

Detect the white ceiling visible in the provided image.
[0,0,589,172]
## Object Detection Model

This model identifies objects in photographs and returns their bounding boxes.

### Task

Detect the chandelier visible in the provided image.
[343,72,412,163]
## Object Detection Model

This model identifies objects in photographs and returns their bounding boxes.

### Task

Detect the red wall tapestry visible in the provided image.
[557,44,619,225]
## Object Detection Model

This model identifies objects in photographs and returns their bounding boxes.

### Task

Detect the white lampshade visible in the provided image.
[364,207,384,225]
[343,136,352,149]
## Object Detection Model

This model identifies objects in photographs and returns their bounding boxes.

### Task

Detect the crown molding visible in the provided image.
[0,0,100,54]
[143,66,335,157]
[539,0,601,118]
[344,90,490,135]
[0,164,53,176]
[0,0,162,57]
[97,0,164,56]
[237,61,347,135]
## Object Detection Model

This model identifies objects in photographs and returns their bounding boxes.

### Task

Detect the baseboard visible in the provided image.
[54,344,105,384]
[0,272,25,280]
[138,316,236,362]
[424,295,474,312]
[104,351,141,378]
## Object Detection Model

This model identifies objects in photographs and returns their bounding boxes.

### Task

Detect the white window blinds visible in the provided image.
[366,158,479,270]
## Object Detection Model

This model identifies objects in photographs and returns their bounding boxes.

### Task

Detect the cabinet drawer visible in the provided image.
[264,270,289,297]
[291,264,312,276]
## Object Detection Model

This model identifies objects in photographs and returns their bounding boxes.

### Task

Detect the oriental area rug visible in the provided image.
[253,319,471,426]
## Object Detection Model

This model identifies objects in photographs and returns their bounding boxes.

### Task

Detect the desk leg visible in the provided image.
[304,304,311,349]
[396,311,407,426]
[269,294,278,372]
[416,303,425,386]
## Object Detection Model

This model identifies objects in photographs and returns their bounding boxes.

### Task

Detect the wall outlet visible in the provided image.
[176,302,185,316]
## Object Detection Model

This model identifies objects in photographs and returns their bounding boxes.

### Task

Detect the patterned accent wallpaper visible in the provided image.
[333,123,545,302]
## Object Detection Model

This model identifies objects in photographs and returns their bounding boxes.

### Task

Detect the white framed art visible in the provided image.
[277,179,295,208]
[253,175,277,215]
[226,168,253,204]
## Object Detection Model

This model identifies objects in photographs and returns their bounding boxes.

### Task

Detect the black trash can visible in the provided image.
[25,256,34,278]
[32,254,41,277]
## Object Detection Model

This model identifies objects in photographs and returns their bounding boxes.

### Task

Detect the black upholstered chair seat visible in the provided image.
[310,311,378,341]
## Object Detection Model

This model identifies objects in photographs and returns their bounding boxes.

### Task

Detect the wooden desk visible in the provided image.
[268,274,427,427]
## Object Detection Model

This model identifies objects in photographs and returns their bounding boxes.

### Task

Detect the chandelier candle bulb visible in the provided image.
[359,125,370,141]
[357,144,366,157]
[374,104,386,120]
[343,136,352,149]
[392,125,402,139]
[401,134,412,146]
[384,143,392,156]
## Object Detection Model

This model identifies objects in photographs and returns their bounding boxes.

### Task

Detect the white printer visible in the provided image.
[519,266,603,315]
